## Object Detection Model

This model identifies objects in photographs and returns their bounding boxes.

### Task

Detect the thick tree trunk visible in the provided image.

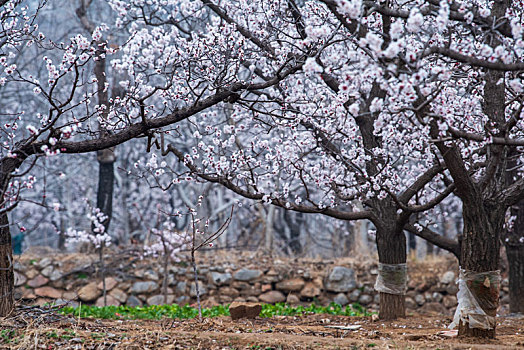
[376,226,406,320]
[458,203,503,337]
[0,211,13,316]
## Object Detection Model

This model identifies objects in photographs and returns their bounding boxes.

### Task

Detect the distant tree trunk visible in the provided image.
[96,149,115,232]
[505,199,524,314]
[0,157,23,316]
[0,211,13,317]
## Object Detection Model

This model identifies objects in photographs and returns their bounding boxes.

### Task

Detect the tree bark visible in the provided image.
[0,211,13,317]
[376,223,406,320]
[505,242,524,313]
[504,197,524,314]
[458,203,503,337]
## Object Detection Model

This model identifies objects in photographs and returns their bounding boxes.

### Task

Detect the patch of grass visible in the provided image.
[76,272,88,279]
[57,302,371,320]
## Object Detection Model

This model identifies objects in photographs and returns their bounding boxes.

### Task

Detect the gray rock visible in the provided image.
[325,266,356,292]
[233,268,262,281]
[358,294,373,306]
[334,293,349,306]
[440,271,455,284]
[210,272,232,286]
[130,281,159,294]
[40,266,54,278]
[405,296,417,309]
[143,270,159,281]
[348,289,361,302]
[415,294,425,306]
[443,295,458,308]
[38,257,53,269]
[14,271,27,287]
[147,294,175,305]
[175,281,187,294]
[432,292,443,303]
[190,281,207,297]
[176,296,190,305]
[259,291,286,304]
[14,261,26,273]
[126,295,142,307]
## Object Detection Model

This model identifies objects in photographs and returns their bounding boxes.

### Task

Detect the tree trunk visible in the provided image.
[376,226,406,320]
[0,211,13,317]
[504,197,524,314]
[505,243,524,314]
[458,203,503,337]
[96,149,115,233]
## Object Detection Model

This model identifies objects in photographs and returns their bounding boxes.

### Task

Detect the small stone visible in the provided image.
[48,269,64,282]
[147,294,175,305]
[109,288,128,303]
[276,278,305,292]
[95,295,120,307]
[126,295,142,307]
[62,291,78,300]
[38,258,53,269]
[229,301,262,320]
[130,281,159,294]
[25,269,38,279]
[325,266,356,293]
[13,261,26,273]
[358,294,372,306]
[440,271,455,284]
[34,286,62,299]
[27,275,49,288]
[78,282,102,302]
[246,296,259,303]
[210,272,232,286]
[286,294,300,305]
[415,294,425,306]
[219,295,233,304]
[348,289,361,302]
[190,281,207,297]
[97,277,118,291]
[144,270,159,281]
[261,284,272,292]
[334,293,349,306]
[432,292,443,303]
[233,268,262,281]
[405,296,417,309]
[443,295,458,308]
[14,272,27,287]
[419,302,449,316]
[300,282,321,298]
[219,287,240,298]
[176,296,190,305]
[175,281,187,294]
[259,291,286,304]
[446,285,458,295]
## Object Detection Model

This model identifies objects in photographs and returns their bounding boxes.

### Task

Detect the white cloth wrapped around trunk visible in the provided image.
[448,268,500,330]
[374,263,408,295]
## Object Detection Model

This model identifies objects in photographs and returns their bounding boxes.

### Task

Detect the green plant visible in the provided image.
[58,302,371,320]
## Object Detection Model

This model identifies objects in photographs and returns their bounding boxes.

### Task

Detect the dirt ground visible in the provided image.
[1,311,523,349]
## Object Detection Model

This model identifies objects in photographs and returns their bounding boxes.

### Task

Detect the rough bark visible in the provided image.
[505,198,524,314]
[376,219,407,320]
[0,212,13,317]
[458,202,503,338]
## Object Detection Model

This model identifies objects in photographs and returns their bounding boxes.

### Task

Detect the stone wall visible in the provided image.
[12,250,512,315]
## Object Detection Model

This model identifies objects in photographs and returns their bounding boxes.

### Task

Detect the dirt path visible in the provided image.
[1,314,523,349]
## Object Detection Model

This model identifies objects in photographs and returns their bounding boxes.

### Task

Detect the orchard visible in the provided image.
[0,0,523,346]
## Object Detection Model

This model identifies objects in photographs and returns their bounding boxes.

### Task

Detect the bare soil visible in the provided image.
[1,312,523,349]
